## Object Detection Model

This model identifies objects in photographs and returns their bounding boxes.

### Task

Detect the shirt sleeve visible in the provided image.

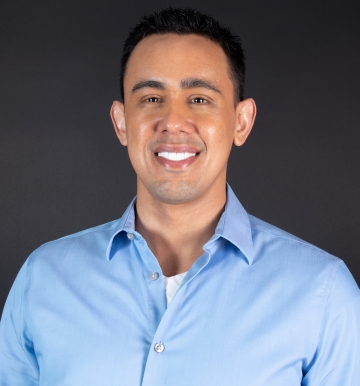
[302,261,360,386]
[0,259,39,385]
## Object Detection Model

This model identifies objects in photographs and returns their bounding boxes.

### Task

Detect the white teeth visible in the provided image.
[157,152,196,160]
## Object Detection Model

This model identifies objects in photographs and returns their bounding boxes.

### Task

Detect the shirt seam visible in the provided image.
[20,257,40,380]
[0,350,39,381]
[36,223,119,249]
[251,225,338,258]
[312,259,342,365]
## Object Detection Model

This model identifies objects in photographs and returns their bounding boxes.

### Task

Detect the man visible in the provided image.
[1,7,359,385]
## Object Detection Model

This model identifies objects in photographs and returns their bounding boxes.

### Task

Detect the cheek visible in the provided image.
[205,120,235,155]
[125,116,147,150]
[126,111,159,143]
[125,125,155,175]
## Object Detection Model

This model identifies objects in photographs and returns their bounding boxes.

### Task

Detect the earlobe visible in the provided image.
[233,98,257,146]
[110,101,127,146]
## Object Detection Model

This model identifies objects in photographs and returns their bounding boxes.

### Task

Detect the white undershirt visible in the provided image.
[163,271,188,305]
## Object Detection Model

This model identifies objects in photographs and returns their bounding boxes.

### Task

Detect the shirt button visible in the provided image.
[150,272,159,281]
[127,233,134,240]
[154,343,165,353]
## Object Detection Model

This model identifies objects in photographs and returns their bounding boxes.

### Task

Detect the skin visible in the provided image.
[111,34,256,276]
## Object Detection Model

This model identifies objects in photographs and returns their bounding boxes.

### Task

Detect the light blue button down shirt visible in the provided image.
[1,185,360,385]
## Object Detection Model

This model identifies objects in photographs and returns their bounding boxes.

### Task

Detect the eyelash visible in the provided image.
[189,97,208,104]
[145,97,162,103]
[143,96,209,104]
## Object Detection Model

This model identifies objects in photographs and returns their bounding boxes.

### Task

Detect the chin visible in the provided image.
[150,180,200,204]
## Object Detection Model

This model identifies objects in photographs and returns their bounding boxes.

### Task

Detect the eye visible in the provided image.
[145,97,161,103]
[190,97,208,104]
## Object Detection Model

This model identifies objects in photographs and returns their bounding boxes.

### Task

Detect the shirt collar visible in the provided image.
[106,183,254,265]
[106,196,136,261]
[213,184,254,265]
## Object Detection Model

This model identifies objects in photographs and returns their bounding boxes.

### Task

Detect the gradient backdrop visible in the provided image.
[1,0,360,310]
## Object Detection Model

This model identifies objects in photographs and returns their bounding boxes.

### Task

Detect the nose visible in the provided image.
[157,100,192,135]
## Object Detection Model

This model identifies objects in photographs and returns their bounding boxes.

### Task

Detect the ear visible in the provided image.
[233,98,257,146]
[110,101,127,146]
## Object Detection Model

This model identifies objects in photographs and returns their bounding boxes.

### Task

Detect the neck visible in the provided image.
[135,182,226,277]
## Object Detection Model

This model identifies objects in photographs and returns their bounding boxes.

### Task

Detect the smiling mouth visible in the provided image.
[156,152,198,161]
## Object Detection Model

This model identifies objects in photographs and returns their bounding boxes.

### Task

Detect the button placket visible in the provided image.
[132,236,167,353]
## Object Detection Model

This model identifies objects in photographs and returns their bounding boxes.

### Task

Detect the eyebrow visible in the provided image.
[131,80,165,94]
[131,78,221,95]
[180,78,221,94]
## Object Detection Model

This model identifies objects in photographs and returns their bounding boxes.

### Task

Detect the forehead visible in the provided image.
[124,33,232,90]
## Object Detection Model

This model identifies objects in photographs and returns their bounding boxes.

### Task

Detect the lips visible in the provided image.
[153,145,200,169]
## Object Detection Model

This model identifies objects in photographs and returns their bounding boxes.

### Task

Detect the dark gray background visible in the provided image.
[1,0,360,311]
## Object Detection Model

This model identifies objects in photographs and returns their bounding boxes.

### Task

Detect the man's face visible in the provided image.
[112,34,255,204]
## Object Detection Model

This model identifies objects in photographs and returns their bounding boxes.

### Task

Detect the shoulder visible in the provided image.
[246,214,358,297]
[247,213,360,328]
[27,219,120,267]
[248,213,339,265]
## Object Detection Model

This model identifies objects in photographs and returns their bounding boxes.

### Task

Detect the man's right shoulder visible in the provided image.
[27,219,120,265]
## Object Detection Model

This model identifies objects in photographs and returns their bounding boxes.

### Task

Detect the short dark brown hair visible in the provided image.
[120,7,246,103]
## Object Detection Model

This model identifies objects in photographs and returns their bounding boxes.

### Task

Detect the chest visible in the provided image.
[29,254,318,386]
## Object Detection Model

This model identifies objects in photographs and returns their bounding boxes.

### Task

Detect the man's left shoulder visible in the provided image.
[248,213,338,264]
[247,213,359,307]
